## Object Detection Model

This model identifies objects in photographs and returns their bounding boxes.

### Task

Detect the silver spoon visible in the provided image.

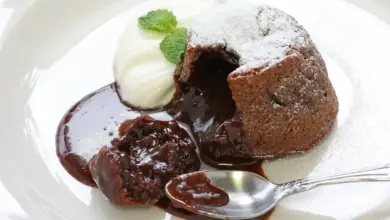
[165,164,390,219]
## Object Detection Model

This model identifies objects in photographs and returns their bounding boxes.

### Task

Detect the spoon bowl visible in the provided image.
[165,170,280,219]
[165,164,390,219]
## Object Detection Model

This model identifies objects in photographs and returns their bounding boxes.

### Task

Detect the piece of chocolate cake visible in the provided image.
[89,115,200,205]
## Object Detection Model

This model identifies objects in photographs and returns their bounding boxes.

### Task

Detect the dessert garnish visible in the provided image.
[159,27,188,64]
[138,9,178,34]
[138,9,187,64]
[113,9,189,110]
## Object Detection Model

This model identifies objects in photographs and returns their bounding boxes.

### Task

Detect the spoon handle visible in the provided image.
[278,164,390,197]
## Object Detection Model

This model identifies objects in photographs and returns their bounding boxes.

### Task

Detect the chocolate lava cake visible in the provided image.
[89,115,200,205]
[172,3,338,160]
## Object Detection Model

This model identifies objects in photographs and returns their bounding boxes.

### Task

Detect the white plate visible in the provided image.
[1,0,390,219]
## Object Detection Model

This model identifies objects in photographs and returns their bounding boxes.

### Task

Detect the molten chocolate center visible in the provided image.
[167,52,255,164]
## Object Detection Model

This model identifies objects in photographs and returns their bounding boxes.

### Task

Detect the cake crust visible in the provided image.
[227,49,338,158]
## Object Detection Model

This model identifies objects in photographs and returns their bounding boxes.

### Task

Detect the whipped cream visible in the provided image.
[113,0,225,109]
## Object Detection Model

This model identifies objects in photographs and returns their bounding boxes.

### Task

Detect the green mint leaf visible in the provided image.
[138,9,177,34]
[160,28,188,64]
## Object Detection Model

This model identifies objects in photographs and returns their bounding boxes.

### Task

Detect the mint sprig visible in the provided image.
[160,28,187,64]
[138,9,178,34]
[138,10,187,64]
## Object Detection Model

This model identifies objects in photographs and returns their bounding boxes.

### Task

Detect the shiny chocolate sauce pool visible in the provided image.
[56,58,271,219]
[56,84,129,187]
[56,82,272,219]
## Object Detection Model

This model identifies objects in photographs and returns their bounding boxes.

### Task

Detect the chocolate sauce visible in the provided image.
[167,172,229,208]
[57,53,259,187]
[56,82,272,218]
[56,84,129,186]
[57,52,275,218]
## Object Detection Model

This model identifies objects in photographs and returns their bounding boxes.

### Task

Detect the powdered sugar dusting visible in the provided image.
[188,0,311,74]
